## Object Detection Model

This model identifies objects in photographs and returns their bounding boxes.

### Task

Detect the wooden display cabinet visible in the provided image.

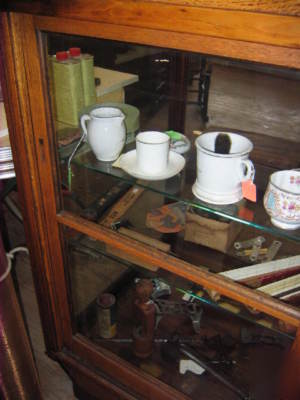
[1,2,300,399]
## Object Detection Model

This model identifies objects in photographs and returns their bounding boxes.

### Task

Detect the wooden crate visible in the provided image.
[184,211,241,253]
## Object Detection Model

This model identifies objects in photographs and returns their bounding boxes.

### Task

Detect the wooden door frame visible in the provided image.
[1,9,300,398]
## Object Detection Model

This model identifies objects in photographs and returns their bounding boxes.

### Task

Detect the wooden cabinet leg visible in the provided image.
[279,327,300,400]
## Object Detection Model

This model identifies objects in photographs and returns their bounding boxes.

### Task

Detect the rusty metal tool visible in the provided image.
[234,236,265,251]
[155,299,203,333]
[264,240,282,262]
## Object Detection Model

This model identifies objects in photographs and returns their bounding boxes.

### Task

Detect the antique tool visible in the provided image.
[135,278,172,299]
[133,279,156,358]
[80,181,131,222]
[180,345,251,400]
[155,299,203,333]
[249,238,263,262]
[236,248,268,257]
[101,186,145,227]
[234,236,265,250]
[151,279,172,299]
[264,240,282,262]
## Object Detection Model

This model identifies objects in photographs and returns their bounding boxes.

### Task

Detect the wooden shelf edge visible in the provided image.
[57,210,300,327]
[34,15,300,69]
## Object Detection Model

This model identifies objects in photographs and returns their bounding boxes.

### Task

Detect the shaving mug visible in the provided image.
[192,132,255,204]
[263,170,300,230]
[136,131,170,176]
[80,106,126,161]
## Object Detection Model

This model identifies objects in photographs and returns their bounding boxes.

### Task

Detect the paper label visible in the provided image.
[242,180,257,202]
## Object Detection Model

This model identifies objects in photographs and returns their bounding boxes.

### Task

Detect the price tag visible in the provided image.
[242,180,257,202]
[238,206,254,221]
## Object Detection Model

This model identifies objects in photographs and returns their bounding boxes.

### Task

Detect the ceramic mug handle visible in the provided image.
[239,159,255,182]
[80,114,91,139]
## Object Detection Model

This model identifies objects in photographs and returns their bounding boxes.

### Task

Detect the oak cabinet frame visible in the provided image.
[1,2,300,398]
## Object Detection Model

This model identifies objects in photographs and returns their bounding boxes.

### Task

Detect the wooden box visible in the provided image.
[184,211,242,253]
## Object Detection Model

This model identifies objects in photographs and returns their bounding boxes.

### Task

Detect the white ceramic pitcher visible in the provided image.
[80,107,126,161]
[192,132,255,204]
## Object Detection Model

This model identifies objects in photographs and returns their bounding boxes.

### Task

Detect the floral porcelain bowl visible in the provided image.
[263,170,300,230]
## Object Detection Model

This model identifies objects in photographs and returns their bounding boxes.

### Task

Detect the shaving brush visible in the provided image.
[214,133,232,154]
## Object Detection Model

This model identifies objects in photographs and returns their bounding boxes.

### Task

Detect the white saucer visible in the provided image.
[118,150,185,181]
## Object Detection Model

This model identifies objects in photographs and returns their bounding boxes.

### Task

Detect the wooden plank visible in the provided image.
[259,274,300,297]
[220,256,300,281]
[7,0,300,17]
[144,0,300,16]
[47,1,300,49]
[57,210,300,327]
[34,15,300,70]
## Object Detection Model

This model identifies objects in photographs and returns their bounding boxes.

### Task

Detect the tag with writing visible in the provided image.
[242,180,257,202]
[238,206,254,221]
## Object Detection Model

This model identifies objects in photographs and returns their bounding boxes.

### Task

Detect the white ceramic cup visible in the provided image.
[136,131,170,176]
[193,132,255,204]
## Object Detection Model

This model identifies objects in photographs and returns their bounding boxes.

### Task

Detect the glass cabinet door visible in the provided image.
[42,31,300,399]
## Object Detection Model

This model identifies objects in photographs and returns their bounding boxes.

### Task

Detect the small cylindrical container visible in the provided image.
[52,51,84,126]
[136,131,170,176]
[69,47,96,107]
[96,293,117,338]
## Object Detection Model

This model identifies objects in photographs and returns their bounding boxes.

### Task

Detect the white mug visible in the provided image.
[80,107,126,162]
[192,132,255,204]
[136,131,170,175]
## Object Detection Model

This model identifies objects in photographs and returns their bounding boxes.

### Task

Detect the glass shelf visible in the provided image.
[71,143,300,243]
[65,232,295,342]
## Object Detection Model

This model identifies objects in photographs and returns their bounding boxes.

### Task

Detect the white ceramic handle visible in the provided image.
[239,159,255,182]
[80,114,91,138]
